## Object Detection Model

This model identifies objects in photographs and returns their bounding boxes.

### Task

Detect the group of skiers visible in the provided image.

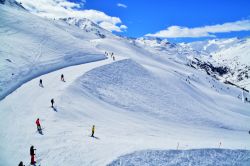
[18,73,96,165]
[39,74,65,88]
[105,51,116,61]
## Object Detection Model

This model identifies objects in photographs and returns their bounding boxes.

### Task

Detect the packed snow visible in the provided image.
[0,1,250,166]
[108,149,250,166]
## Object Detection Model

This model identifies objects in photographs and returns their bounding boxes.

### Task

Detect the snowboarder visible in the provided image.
[39,79,43,87]
[30,146,36,165]
[18,161,25,166]
[61,74,65,82]
[51,98,54,108]
[91,125,95,137]
[36,118,42,132]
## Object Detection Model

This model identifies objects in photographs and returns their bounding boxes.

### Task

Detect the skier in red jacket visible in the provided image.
[36,118,42,132]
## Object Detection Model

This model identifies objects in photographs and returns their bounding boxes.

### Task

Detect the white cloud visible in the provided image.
[146,20,250,38]
[19,0,127,32]
[117,3,127,8]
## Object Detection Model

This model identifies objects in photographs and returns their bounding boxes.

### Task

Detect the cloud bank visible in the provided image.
[19,0,127,32]
[146,20,250,38]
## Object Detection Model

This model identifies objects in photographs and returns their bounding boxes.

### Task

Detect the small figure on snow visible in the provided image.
[30,146,36,165]
[18,161,25,166]
[36,118,42,132]
[51,98,54,108]
[113,56,115,61]
[91,125,95,137]
[61,74,65,82]
[39,79,43,87]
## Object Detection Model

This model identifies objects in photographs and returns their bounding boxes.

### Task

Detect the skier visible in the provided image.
[30,146,36,165]
[18,161,25,166]
[113,56,115,61]
[91,125,95,137]
[61,74,65,82]
[39,79,43,87]
[36,118,42,132]
[51,98,54,108]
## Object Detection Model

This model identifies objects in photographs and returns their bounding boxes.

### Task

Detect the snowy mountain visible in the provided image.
[186,38,243,54]
[60,17,114,39]
[0,0,24,9]
[0,1,250,166]
[186,38,250,90]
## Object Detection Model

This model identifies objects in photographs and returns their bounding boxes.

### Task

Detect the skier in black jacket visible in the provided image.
[51,98,54,108]
[39,79,43,87]
[61,74,65,82]
[30,146,36,165]
[18,161,25,166]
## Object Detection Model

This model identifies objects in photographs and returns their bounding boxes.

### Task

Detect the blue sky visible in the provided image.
[83,0,250,41]
[20,0,250,42]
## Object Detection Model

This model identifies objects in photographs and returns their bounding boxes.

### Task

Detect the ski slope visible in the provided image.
[0,56,250,165]
[0,57,117,165]
[1,1,250,166]
[0,4,106,100]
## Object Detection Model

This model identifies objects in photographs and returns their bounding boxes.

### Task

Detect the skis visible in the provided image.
[90,135,100,140]
[36,128,45,135]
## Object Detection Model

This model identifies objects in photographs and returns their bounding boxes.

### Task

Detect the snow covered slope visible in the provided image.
[1,57,250,165]
[0,4,106,100]
[108,149,250,166]
[0,1,250,166]
[76,59,250,129]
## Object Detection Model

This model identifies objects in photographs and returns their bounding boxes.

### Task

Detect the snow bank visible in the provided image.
[108,149,250,166]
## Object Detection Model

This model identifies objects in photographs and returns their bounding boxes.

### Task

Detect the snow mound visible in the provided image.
[74,59,250,130]
[108,149,250,166]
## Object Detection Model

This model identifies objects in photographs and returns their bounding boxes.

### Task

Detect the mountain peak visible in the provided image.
[0,0,25,9]
[59,17,113,38]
